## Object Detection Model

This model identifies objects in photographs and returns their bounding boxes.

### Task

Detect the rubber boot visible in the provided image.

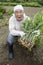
[8,43,14,59]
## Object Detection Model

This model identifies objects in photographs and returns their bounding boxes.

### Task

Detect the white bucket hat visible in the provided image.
[14,5,24,12]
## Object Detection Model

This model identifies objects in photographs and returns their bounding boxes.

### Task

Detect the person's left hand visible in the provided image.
[20,31,25,37]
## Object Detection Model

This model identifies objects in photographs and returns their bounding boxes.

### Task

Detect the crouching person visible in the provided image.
[7,5,30,59]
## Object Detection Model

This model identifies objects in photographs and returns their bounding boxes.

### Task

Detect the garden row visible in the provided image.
[0,7,13,19]
[0,2,42,7]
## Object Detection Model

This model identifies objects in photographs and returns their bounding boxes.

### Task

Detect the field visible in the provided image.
[0,6,43,65]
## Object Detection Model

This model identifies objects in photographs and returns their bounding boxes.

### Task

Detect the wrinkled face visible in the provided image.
[15,10,24,21]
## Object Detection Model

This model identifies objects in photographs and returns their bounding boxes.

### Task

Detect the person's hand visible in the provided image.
[20,31,25,37]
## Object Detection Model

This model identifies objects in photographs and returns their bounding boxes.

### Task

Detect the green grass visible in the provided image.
[7,9,13,16]
[0,7,6,19]
[0,2,42,7]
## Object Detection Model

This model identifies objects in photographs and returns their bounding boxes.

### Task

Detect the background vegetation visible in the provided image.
[0,0,43,7]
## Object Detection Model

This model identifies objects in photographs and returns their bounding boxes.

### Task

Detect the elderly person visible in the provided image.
[7,5,30,59]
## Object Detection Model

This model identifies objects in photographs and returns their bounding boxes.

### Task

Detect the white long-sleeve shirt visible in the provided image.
[9,13,30,36]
